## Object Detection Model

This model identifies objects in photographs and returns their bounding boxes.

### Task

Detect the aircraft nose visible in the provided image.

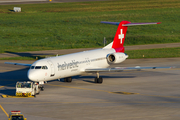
[27,70,37,81]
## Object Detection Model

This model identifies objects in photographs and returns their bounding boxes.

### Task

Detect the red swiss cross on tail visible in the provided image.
[111,21,130,53]
[119,29,124,44]
[101,21,161,53]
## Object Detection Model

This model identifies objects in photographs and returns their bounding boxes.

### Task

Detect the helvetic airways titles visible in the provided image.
[57,60,79,71]
[57,58,102,71]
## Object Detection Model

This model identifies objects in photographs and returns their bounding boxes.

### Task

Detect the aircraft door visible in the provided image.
[47,60,55,77]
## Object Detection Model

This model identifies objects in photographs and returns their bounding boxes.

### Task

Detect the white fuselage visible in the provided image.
[27,48,127,82]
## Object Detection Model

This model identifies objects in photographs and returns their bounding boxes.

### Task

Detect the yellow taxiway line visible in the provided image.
[47,84,110,92]
[47,84,139,95]
[47,84,180,99]
[0,104,9,117]
[48,84,138,95]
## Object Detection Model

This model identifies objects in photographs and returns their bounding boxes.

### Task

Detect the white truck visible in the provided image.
[16,81,41,97]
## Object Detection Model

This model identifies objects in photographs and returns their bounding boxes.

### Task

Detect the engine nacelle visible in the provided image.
[107,52,128,64]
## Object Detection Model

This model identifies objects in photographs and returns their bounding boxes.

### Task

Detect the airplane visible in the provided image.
[5,20,169,87]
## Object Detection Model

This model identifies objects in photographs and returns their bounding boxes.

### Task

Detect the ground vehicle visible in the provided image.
[16,81,40,97]
[8,111,27,120]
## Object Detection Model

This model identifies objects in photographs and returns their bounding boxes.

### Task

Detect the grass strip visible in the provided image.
[0,47,180,60]
[126,47,180,59]
[0,0,180,53]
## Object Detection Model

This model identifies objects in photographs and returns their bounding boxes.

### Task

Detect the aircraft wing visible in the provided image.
[84,66,172,72]
[5,62,31,67]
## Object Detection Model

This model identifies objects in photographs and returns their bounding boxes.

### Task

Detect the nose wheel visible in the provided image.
[40,86,44,91]
[94,72,103,83]
[38,85,44,91]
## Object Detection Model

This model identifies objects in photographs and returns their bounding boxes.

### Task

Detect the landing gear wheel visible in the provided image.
[97,77,103,84]
[64,78,67,82]
[67,77,72,83]
[64,77,72,82]
[41,86,44,91]
[94,77,103,84]
[94,77,98,83]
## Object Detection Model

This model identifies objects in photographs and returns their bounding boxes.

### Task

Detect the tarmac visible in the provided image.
[1,1,180,119]
[0,41,180,120]
[0,57,180,120]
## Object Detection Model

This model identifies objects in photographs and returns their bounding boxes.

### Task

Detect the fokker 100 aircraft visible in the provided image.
[6,21,169,86]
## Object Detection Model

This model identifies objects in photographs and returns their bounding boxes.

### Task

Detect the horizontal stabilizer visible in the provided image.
[101,21,120,25]
[101,21,161,26]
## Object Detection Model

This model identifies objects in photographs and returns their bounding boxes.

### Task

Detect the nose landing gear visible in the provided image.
[39,85,44,91]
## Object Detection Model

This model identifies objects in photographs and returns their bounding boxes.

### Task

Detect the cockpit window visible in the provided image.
[35,66,42,69]
[42,66,48,69]
[30,66,35,69]
[31,66,48,69]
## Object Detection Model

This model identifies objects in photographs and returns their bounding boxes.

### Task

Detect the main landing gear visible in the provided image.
[63,75,103,84]
[94,72,103,84]
[64,77,72,83]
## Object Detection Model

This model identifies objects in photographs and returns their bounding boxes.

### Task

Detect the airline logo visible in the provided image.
[118,29,124,44]
[57,60,78,71]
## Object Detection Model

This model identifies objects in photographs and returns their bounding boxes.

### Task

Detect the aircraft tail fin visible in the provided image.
[102,21,161,52]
